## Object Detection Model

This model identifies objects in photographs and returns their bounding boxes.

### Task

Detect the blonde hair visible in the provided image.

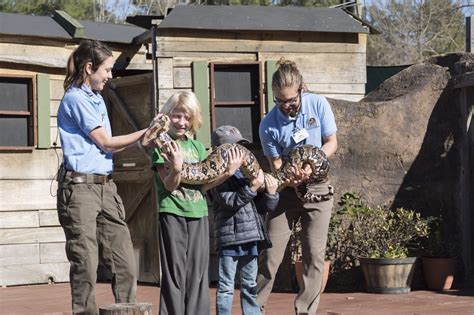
[272,58,305,93]
[63,40,113,91]
[161,91,203,134]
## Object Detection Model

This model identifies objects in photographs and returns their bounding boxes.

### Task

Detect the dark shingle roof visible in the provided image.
[0,12,71,39]
[0,11,147,44]
[80,20,147,44]
[158,5,369,34]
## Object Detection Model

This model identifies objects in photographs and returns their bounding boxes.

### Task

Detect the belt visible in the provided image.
[67,171,112,184]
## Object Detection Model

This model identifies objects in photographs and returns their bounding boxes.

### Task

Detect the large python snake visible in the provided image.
[142,115,334,202]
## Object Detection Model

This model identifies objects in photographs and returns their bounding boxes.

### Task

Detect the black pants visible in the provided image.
[159,213,210,315]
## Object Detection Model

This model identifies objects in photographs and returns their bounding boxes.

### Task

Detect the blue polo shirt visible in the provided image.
[259,92,337,158]
[57,84,113,175]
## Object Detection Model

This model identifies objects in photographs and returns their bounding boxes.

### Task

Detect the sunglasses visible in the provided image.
[274,90,301,108]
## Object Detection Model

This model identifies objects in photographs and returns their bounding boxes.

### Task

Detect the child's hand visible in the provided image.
[225,146,243,176]
[162,140,183,173]
[264,173,279,195]
[249,169,265,192]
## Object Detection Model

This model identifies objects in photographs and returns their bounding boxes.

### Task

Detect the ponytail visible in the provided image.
[63,40,113,91]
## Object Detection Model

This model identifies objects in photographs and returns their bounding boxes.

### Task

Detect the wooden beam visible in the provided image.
[192,61,211,147]
[0,244,39,266]
[265,60,277,113]
[37,74,51,149]
[40,243,68,263]
[453,72,474,89]
[0,227,65,245]
[0,150,59,179]
[0,262,69,286]
[105,88,151,160]
[99,303,152,315]
[0,211,39,229]
[0,180,57,211]
[53,10,84,39]
[124,181,152,224]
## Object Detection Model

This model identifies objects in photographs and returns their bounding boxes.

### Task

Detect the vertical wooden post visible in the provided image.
[192,61,211,148]
[99,302,152,315]
[37,73,50,149]
[265,60,277,113]
[466,16,473,52]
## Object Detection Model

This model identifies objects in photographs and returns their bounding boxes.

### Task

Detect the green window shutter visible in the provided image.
[192,61,211,148]
[37,74,50,149]
[265,60,277,112]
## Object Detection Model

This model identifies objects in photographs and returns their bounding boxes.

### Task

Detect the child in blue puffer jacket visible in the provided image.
[210,125,279,315]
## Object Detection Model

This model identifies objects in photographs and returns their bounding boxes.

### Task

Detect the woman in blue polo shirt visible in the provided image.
[256,58,338,315]
[57,40,150,314]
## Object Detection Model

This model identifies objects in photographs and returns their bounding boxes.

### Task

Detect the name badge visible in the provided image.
[292,128,309,143]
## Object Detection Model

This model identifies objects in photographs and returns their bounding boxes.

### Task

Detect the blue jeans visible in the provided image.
[216,255,260,315]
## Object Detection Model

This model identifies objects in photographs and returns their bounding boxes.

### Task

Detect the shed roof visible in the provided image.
[0,11,147,44]
[80,20,146,44]
[0,11,70,39]
[158,5,369,34]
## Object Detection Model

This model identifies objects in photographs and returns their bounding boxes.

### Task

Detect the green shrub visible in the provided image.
[326,193,430,271]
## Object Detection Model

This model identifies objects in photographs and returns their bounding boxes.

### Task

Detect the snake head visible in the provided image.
[142,114,172,148]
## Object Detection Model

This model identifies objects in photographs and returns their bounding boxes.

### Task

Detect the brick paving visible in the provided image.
[1,282,473,314]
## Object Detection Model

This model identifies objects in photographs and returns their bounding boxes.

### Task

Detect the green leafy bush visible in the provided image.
[420,215,454,258]
[326,192,430,266]
[291,192,430,272]
[350,205,429,258]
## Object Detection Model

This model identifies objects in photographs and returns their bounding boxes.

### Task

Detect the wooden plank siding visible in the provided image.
[0,244,39,266]
[0,66,68,286]
[0,178,57,212]
[0,42,149,70]
[0,262,70,286]
[0,227,65,245]
[50,75,65,147]
[0,148,59,180]
[156,32,366,108]
[0,38,152,286]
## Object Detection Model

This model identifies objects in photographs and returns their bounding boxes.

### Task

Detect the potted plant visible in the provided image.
[345,194,430,294]
[420,216,456,291]
[290,218,331,292]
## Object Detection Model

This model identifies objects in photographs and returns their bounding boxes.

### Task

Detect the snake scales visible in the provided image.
[142,115,334,202]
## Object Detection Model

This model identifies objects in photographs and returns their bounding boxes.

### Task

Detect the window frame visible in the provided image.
[209,61,264,141]
[0,74,37,151]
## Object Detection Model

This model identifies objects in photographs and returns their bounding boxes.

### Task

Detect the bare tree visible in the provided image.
[131,0,179,16]
[367,0,465,66]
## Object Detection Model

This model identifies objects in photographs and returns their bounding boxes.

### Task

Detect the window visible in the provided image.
[210,62,263,143]
[0,75,36,149]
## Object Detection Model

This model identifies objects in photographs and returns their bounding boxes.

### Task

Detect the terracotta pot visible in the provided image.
[422,257,455,291]
[359,257,417,294]
[295,260,330,292]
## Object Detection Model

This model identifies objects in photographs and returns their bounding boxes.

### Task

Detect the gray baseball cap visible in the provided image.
[211,125,251,147]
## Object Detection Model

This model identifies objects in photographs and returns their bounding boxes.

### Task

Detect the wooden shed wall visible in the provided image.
[156,30,367,104]
[0,41,150,286]
[0,68,68,286]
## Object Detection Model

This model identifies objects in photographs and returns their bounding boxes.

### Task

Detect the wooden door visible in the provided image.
[103,73,160,283]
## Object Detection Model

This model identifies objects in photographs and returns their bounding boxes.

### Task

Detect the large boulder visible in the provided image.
[326,53,474,289]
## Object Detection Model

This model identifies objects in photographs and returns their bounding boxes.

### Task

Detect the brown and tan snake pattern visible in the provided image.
[142,115,333,202]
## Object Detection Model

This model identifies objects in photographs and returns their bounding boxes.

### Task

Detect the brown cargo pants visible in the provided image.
[57,176,137,314]
[256,182,333,315]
